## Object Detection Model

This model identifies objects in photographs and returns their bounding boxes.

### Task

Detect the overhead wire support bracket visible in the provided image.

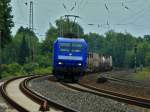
[60,14,81,38]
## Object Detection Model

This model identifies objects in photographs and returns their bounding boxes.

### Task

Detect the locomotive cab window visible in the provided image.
[59,42,82,53]
[71,43,82,53]
[59,43,71,52]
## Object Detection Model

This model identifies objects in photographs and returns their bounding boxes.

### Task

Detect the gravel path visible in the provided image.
[29,76,139,112]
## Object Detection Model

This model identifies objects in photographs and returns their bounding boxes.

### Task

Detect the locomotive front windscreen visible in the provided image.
[59,43,82,53]
[59,43,70,52]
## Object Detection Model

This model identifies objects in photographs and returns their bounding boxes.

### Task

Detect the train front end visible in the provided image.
[53,37,87,81]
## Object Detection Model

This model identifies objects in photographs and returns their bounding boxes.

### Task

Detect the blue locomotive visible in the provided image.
[52,37,87,81]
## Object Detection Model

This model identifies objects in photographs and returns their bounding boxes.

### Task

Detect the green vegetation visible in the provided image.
[0,3,150,78]
[84,31,150,68]
[0,0,14,48]
[134,68,150,80]
[1,63,52,78]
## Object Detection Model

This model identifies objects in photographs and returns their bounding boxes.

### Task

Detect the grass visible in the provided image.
[134,68,150,80]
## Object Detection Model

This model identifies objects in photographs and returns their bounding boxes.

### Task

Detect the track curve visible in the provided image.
[21,75,77,112]
[0,76,37,112]
[0,75,77,112]
[59,80,150,109]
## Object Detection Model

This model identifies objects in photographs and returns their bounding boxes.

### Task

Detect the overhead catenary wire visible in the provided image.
[73,0,150,33]
[13,0,150,39]
[117,4,150,26]
[62,3,67,9]
[104,0,111,31]
[61,0,77,13]
[105,3,110,13]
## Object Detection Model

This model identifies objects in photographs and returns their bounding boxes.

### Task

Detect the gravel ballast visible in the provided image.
[101,70,150,87]
[29,76,140,112]
[81,72,150,102]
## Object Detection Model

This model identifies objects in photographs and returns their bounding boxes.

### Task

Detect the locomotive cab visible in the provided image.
[53,37,87,81]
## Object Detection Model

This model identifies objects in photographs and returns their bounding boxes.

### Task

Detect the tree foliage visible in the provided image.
[18,35,29,65]
[2,27,39,64]
[0,0,14,48]
[84,30,150,68]
[41,26,58,54]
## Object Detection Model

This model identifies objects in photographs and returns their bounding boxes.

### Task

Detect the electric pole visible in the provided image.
[29,1,35,61]
[29,1,34,31]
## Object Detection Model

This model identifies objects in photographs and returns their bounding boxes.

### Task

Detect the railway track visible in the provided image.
[78,82,150,109]
[0,75,76,112]
[46,74,150,109]
[103,76,150,89]
[77,71,150,109]
[2,73,148,111]
[93,71,150,88]
[38,76,138,112]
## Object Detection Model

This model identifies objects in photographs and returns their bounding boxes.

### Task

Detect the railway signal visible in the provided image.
[134,44,137,73]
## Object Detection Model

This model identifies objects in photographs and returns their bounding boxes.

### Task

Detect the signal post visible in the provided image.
[134,44,137,73]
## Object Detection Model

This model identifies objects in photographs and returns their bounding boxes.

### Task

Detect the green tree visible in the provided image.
[104,30,137,67]
[144,35,150,41]
[124,50,135,68]
[83,33,105,53]
[41,26,58,54]
[2,27,39,64]
[14,27,39,62]
[18,35,30,65]
[0,0,14,48]
[0,0,14,78]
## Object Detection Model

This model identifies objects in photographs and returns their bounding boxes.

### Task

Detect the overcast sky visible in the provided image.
[11,0,150,39]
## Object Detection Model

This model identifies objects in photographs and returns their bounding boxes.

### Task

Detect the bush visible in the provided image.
[1,71,12,78]
[1,62,52,78]
[1,64,8,72]
[1,63,27,78]
[32,67,52,75]
[134,68,150,80]
[23,62,39,73]
[35,55,52,67]
[1,63,21,74]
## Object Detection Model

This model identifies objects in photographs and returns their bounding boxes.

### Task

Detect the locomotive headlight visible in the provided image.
[58,62,62,65]
[78,63,82,66]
